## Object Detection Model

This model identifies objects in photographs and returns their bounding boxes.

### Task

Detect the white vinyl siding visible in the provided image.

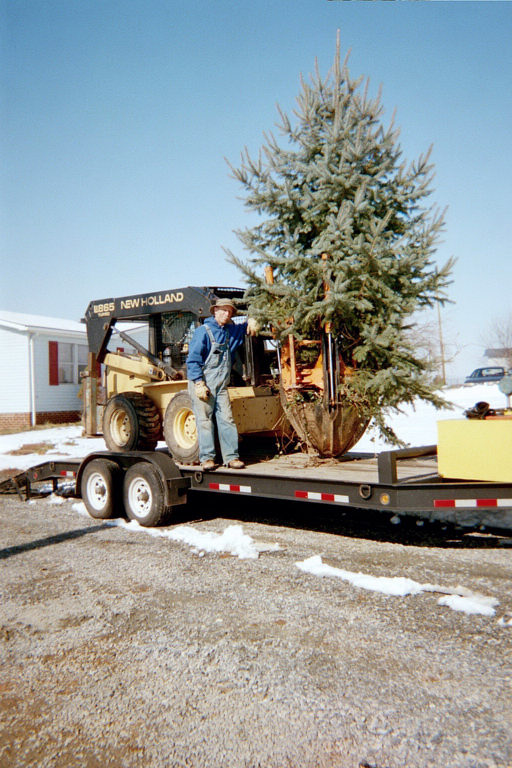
[0,326,30,413]
[0,318,88,416]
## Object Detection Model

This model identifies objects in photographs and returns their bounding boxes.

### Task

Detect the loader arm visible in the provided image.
[114,329,180,380]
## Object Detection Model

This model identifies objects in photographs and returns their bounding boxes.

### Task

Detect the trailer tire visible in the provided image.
[103,392,161,452]
[163,392,199,464]
[123,462,170,527]
[81,459,121,520]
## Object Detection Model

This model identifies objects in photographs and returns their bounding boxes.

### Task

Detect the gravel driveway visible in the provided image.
[1,490,511,768]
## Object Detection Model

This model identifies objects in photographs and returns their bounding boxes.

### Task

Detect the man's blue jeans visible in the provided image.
[188,383,239,464]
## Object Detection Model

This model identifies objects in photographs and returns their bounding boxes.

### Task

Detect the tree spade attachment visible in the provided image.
[279,331,368,457]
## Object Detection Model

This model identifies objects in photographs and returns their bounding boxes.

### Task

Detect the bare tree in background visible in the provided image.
[405,309,459,386]
[484,312,512,369]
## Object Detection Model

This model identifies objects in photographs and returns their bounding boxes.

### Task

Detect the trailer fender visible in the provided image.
[140,451,191,507]
[76,451,190,508]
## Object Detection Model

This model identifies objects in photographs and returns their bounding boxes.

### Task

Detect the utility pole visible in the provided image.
[437,303,446,385]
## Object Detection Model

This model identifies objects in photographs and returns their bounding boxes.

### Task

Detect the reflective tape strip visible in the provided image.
[59,471,76,478]
[434,498,512,509]
[209,482,251,494]
[295,490,349,504]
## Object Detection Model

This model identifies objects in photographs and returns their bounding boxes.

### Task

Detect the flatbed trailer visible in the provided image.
[2,444,512,531]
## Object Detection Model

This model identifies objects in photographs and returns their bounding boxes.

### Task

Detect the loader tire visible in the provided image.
[163,392,199,464]
[103,392,161,452]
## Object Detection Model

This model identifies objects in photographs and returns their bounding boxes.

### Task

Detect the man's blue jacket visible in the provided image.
[186,316,247,382]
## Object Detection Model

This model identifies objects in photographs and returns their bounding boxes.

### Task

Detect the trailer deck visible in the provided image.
[2,444,511,531]
[181,448,512,529]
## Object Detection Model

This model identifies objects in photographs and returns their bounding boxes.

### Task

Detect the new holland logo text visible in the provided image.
[120,292,184,310]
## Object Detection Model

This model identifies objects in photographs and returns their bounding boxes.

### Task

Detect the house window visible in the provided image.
[77,345,89,379]
[49,341,89,385]
[58,343,74,383]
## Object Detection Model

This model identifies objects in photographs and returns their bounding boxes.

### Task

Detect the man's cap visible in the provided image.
[210,298,238,316]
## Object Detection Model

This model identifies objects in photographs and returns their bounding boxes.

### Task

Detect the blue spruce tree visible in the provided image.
[226,34,454,445]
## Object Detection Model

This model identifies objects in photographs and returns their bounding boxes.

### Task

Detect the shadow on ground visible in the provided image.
[0,523,111,560]
[176,491,512,550]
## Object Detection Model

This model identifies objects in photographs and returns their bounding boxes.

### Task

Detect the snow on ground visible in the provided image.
[1,383,510,626]
[0,425,105,472]
[72,500,280,560]
[296,555,500,617]
[353,382,509,452]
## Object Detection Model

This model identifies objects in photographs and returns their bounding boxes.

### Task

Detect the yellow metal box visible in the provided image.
[437,418,512,483]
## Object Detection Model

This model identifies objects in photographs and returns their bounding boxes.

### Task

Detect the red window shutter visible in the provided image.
[49,341,59,385]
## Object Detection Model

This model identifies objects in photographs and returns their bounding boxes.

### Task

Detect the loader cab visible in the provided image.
[149,310,198,379]
[149,310,278,387]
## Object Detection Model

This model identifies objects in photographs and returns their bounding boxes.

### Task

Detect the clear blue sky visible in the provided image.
[1,0,511,381]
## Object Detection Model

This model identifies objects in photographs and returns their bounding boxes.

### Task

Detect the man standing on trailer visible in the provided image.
[186,298,257,471]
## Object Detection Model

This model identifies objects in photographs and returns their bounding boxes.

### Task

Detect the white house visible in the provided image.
[0,310,89,430]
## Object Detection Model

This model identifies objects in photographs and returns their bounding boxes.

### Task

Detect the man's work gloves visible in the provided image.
[247,317,260,336]
[194,380,211,402]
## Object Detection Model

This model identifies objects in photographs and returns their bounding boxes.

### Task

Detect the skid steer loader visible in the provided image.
[82,286,288,463]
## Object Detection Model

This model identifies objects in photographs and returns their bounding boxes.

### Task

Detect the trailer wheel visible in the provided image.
[81,459,121,520]
[123,462,169,527]
[163,392,199,464]
[103,392,161,452]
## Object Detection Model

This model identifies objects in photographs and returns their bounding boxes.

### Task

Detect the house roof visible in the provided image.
[0,310,86,336]
[0,310,146,341]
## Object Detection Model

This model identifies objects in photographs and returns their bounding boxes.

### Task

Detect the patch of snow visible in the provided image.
[72,501,89,517]
[437,594,499,617]
[70,501,277,559]
[166,524,262,559]
[296,555,425,596]
[120,520,261,559]
[46,494,67,505]
[0,425,106,472]
[296,555,500,618]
